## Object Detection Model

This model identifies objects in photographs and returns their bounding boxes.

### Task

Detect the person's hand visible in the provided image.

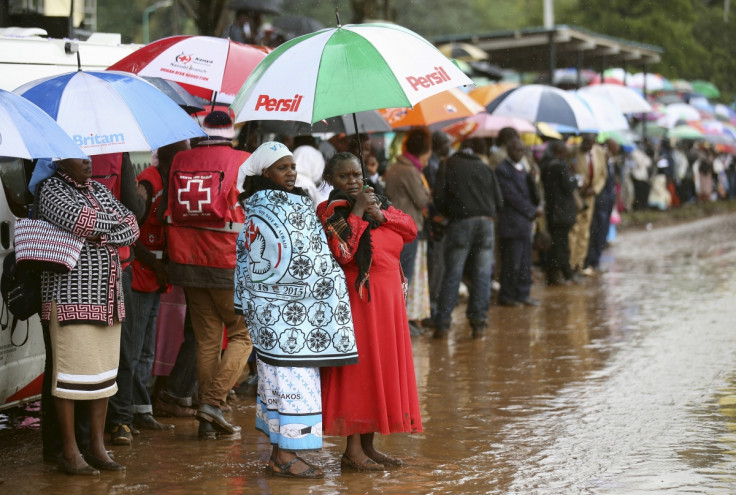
[351,186,375,217]
[534,206,544,218]
[86,235,101,243]
[365,203,385,224]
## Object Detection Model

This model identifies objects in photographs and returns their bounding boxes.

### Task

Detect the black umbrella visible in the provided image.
[272,15,325,40]
[142,77,204,115]
[227,0,281,15]
[251,110,391,137]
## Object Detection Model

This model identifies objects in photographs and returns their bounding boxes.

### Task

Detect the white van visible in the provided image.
[0,28,141,411]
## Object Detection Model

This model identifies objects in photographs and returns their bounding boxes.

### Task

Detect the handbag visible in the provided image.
[14,181,84,273]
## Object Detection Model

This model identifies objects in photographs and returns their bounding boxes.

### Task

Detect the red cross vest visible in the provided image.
[131,166,168,292]
[165,145,248,269]
[91,153,131,266]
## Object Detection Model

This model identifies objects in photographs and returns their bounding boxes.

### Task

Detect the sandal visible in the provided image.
[368,451,402,467]
[268,456,324,479]
[341,454,385,472]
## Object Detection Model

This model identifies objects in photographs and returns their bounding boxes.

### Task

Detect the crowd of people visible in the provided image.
[33,89,736,479]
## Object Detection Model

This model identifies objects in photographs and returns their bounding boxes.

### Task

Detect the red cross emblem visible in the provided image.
[178,179,211,213]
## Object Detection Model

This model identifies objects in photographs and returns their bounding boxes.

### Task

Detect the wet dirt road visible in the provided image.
[2,213,736,494]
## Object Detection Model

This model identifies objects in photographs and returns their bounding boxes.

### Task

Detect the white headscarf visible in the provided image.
[237,141,293,193]
[293,145,325,185]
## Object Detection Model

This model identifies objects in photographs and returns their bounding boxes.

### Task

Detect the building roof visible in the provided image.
[431,25,663,72]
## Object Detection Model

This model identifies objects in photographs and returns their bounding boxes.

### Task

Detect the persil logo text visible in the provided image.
[254,94,303,112]
[406,66,451,91]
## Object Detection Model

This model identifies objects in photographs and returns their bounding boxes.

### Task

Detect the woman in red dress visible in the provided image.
[317,152,423,471]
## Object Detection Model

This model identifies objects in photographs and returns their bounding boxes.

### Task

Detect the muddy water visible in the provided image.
[2,214,736,494]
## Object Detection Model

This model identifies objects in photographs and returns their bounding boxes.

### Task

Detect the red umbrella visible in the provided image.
[108,35,270,104]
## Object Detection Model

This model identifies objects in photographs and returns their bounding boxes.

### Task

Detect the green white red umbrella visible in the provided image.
[230,22,473,125]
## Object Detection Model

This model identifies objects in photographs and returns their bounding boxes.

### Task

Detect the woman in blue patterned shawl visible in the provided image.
[235,142,357,479]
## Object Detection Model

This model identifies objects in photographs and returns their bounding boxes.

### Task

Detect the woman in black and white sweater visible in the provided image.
[37,157,139,475]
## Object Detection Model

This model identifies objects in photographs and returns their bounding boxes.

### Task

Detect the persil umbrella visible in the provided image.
[230,22,472,125]
[15,71,206,156]
[0,89,87,160]
[230,20,472,175]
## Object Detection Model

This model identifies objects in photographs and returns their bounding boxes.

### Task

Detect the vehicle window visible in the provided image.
[0,157,33,218]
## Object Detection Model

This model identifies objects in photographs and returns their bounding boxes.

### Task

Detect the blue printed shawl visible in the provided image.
[235,188,358,367]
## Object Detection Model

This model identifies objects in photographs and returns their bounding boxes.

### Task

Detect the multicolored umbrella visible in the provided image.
[627,73,674,93]
[15,71,206,156]
[230,22,473,125]
[108,36,270,104]
[0,89,87,160]
[486,84,598,132]
[378,88,484,130]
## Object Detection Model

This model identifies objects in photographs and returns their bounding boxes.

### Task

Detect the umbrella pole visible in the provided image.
[211,91,218,113]
[351,112,368,183]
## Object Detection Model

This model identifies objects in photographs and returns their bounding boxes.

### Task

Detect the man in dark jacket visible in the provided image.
[432,139,503,338]
[540,140,578,285]
[496,139,543,306]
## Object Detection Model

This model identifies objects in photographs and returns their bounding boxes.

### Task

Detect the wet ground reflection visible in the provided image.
[2,213,736,494]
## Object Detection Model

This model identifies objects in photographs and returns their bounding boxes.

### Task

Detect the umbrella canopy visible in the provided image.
[108,36,270,104]
[230,22,473,125]
[253,109,391,136]
[15,71,206,156]
[671,79,694,94]
[486,84,598,132]
[662,103,702,128]
[468,82,519,107]
[141,76,204,114]
[627,73,674,93]
[272,15,324,40]
[437,42,489,62]
[691,80,720,100]
[447,112,535,138]
[378,88,484,131]
[668,124,704,140]
[573,91,630,132]
[578,83,652,114]
[0,89,87,160]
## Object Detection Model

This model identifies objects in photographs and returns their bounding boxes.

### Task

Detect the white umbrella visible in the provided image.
[578,84,652,114]
[573,91,630,132]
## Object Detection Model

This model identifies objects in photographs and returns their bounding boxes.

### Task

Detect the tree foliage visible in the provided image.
[96,0,736,98]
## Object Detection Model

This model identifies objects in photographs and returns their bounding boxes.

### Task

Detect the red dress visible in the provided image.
[317,203,423,436]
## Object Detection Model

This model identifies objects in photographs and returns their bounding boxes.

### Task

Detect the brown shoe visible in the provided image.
[154,398,196,417]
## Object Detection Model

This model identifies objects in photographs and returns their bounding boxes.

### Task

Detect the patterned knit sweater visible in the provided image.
[38,173,139,326]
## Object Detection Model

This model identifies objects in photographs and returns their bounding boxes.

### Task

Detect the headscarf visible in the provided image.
[237,141,292,193]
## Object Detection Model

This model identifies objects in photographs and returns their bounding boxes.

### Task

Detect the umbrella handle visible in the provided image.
[350,112,368,183]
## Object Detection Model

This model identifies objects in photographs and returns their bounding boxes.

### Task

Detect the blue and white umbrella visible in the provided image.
[0,89,87,161]
[486,84,598,132]
[14,71,206,156]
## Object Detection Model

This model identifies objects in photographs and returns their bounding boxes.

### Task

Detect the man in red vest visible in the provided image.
[165,111,253,440]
